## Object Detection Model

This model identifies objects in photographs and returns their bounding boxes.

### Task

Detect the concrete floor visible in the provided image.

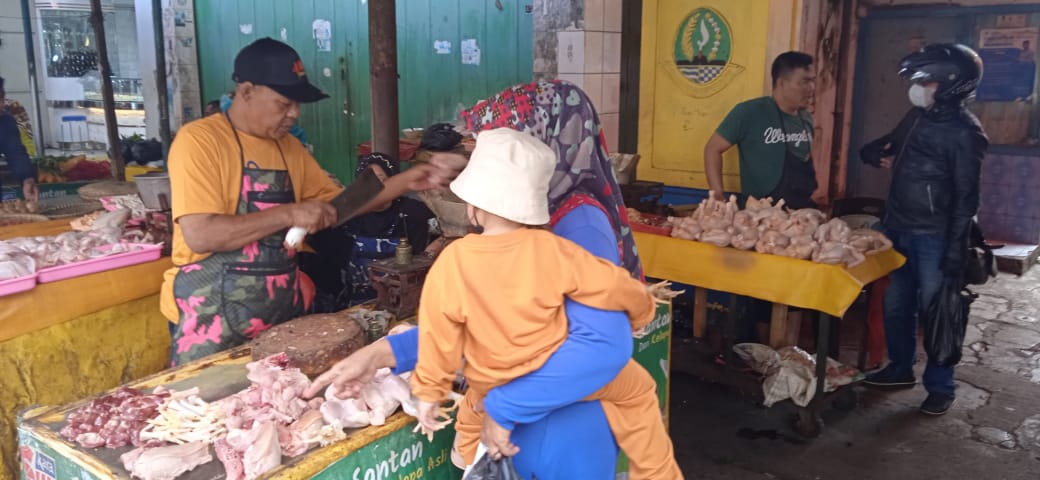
[667,265,1040,480]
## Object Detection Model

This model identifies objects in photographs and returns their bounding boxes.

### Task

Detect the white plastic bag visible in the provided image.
[734,344,862,407]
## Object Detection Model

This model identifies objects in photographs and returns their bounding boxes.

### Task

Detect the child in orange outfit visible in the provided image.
[411,128,683,479]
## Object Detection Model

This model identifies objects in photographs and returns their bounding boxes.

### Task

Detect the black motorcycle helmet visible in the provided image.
[898,43,983,103]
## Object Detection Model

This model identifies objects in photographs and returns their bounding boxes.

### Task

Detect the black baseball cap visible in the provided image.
[232,38,329,103]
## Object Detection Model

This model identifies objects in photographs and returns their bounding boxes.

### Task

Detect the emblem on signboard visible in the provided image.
[673,7,744,96]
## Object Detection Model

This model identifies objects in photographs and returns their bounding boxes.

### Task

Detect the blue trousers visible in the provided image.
[883,229,956,397]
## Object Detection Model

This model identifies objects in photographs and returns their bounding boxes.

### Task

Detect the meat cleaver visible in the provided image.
[284,167,385,249]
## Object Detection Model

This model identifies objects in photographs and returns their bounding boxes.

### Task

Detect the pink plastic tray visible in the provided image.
[38,243,163,284]
[0,273,39,297]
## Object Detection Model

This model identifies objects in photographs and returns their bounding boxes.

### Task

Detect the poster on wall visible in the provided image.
[976,27,1038,102]
[313,19,332,52]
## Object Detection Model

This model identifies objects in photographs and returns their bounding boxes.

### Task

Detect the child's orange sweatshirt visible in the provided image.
[411,228,683,479]
[411,228,655,400]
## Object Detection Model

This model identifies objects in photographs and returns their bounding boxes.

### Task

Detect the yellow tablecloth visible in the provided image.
[0,218,173,342]
[0,218,73,240]
[634,232,906,317]
[0,219,172,480]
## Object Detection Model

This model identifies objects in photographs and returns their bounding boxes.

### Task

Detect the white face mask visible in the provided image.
[908,84,936,108]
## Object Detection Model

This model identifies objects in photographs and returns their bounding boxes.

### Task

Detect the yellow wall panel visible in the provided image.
[638,0,801,191]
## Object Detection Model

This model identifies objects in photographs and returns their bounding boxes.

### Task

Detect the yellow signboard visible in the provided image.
[638,0,801,191]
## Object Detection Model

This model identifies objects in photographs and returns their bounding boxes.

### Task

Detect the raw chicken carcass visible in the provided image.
[244,353,312,420]
[282,409,325,457]
[778,209,824,238]
[669,216,702,241]
[730,227,758,251]
[757,208,790,232]
[320,368,412,428]
[749,199,787,224]
[732,211,755,232]
[744,196,775,212]
[368,369,421,417]
[241,422,282,480]
[779,235,818,260]
[214,439,245,480]
[789,208,826,227]
[813,218,852,244]
[360,382,400,426]
[812,241,866,268]
[848,229,893,255]
[697,193,738,231]
[120,442,212,480]
[700,229,732,247]
[813,241,847,264]
[755,231,790,255]
[321,385,373,429]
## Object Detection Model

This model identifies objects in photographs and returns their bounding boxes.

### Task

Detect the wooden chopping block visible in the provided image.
[250,313,368,378]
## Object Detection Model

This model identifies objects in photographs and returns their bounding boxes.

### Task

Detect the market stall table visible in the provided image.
[633,231,905,436]
[0,219,171,480]
[17,344,458,480]
[17,302,674,479]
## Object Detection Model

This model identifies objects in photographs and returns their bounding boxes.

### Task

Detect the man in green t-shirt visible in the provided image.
[703,52,817,209]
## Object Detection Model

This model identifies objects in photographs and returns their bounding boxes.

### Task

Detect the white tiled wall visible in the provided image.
[604,0,623,33]
[603,32,622,74]
[538,0,625,151]
[584,0,604,32]
[583,73,604,112]
[582,0,623,149]
[601,73,620,114]
[584,31,604,74]
[557,30,586,74]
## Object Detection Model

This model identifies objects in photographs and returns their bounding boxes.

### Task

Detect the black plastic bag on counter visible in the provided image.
[467,455,524,480]
[420,123,463,151]
[924,278,977,367]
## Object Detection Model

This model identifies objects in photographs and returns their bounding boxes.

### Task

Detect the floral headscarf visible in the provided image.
[459,80,642,279]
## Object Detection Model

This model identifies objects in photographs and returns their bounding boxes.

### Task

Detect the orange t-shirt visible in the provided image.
[410,228,656,402]
[159,114,341,322]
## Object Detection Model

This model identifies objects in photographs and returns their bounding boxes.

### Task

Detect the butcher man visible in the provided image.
[703,51,818,209]
[161,38,458,365]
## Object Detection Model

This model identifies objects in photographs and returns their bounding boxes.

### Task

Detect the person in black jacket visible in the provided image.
[860,44,988,416]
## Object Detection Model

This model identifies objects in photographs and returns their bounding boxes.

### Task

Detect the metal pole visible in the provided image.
[88,0,125,181]
[20,0,45,153]
[828,0,855,201]
[152,0,171,158]
[368,0,399,162]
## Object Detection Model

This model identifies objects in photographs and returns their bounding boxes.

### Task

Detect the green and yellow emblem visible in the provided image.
[673,7,744,95]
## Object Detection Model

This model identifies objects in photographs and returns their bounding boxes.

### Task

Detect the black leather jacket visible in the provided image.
[860,102,988,273]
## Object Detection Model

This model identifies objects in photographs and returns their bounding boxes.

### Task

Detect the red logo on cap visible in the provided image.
[292,60,306,78]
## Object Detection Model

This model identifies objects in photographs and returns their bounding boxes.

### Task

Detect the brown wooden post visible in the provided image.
[368,0,400,162]
[88,0,125,181]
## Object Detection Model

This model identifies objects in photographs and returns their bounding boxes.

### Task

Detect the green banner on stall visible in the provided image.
[18,427,101,480]
[634,303,673,412]
[313,419,459,480]
[1,181,90,201]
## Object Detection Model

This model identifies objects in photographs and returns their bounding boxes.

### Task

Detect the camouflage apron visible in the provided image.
[169,114,304,365]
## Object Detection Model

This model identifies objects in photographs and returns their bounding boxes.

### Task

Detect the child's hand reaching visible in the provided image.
[648,280,684,304]
[414,398,457,441]
[481,414,519,460]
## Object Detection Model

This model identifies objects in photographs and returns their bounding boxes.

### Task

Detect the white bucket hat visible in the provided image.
[449,128,556,225]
